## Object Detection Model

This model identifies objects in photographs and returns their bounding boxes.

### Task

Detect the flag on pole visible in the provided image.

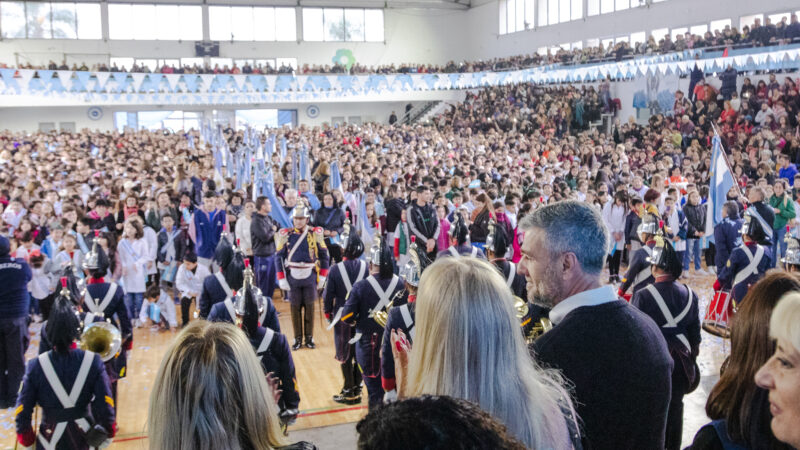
[704,135,735,236]
[279,136,287,164]
[330,160,343,194]
[357,192,374,246]
[187,134,195,150]
[261,168,292,228]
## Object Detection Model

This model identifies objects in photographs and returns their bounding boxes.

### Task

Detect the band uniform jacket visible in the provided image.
[381,293,415,392]
[207,295,281,333]
[341,274,405,377]
[492,258,527,300]
[84,281,132,379]
[248,326,300,411]
[197,271,234,319]
[323,259,368,362]
[632,280,701,392]
[435,243,486,260]
[16,348,115,450]
[275,226,330,288]
[717,242,772,303]
[620,243,656,296]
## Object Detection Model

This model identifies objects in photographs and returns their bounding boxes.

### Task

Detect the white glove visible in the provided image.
[278,278,290,291]
[317,277,327,291]
[383,389,398,403]
[99,438,113,449]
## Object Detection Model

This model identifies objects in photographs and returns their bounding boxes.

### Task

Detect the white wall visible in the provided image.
[465,0,800,61]
[0,8,469,69]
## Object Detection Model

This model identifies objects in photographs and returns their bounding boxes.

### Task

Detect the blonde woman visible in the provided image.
[148,321,314,450]
[393,257,579,449]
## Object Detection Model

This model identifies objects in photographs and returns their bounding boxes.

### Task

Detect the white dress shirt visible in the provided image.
[549,285,619,325]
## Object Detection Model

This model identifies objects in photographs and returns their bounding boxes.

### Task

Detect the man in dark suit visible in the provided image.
[517,201,673,449]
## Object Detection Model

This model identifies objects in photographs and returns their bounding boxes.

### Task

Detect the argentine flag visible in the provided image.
[704,135,735,236]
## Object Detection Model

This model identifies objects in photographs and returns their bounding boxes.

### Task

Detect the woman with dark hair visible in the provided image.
[688,271,800,449]
[313,192,345,263]
[468,193,492,249]
[15,283,116,449]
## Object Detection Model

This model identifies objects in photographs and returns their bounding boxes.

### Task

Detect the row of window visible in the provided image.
[108,57,299,71]
[0,2,385,42]
[499,0,666,33]
[536,10,800,54]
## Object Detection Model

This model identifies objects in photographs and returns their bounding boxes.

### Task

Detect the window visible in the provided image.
[571,40,582,49]
[630,31,646,44]
[601,38,613,48]
[110,57,134,71]
[303,8,381,41]
[651,27,669,41]
[1,2,25,38]
[26,2,51,38]
[585,38,599,48]
[587,0,643,16]
[709,19,731,32]
[768,12,790,24]
[0,2,100,39]
[739,14,763,29]
[690,24,708,35]
[615,0,629,12]
[109,4,199,40]
[534,0,581,27]
[670,27,687,39]
[615,36,629,44]
[209,6,295,41]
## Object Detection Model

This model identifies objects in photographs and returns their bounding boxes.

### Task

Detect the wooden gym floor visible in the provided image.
[0,294,367,449]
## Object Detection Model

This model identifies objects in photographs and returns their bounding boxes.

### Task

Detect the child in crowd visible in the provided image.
[141,284,175,331]
[54,233,83,279]
[41,222,64,259]
[27,252,54,322]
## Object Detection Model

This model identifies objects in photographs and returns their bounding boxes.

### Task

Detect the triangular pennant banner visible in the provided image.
[131,72,147,91]
[56,71,74,91]
[94,71,111,92]
[165,74,182,92]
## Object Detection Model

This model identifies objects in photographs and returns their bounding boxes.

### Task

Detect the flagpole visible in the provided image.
[709,122,744,199]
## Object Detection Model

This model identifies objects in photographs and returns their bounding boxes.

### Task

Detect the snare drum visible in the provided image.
[702,290,734,338]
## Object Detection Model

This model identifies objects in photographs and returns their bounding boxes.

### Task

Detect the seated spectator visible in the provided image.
[356,395,526,450]
[755,291,800,449]
[392,257,579,448]
[689,271,800,449]
[148,321,313,449]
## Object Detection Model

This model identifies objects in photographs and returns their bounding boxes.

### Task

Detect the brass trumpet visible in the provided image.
[371,289,405,328]
[514,297,552,343]
[80,321,122,362]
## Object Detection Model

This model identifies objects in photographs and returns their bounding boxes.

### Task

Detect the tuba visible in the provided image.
[514,297,553,343]
[232,259,266,326]
[371,288,405,328]
[80,321,122,362]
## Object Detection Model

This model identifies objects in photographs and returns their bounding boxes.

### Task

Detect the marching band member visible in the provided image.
[16,286,116,449]
[208,259,279,332]
[323,232,367,405]
[436,212,486,260]
[715,209,773,304]
[197,235,245,319]
[276,205,330,351]
[80,240,132,405]
[235,277,300,426]
[485,220,526,300]
[619,213,660,300]
[631,236,701,450]
[341,240,405,410]
[381,237,428,403]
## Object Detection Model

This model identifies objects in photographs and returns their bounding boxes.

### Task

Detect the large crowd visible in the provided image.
[3,15,800,77]
[1,57,800,449]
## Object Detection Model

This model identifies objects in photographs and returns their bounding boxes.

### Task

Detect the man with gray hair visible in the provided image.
[516,201,673,449]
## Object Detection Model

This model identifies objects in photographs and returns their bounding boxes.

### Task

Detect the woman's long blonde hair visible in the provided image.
[406,257,574,449]
[148,321,286,450]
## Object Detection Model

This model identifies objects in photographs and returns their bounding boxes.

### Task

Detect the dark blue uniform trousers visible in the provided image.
[0,317,28,406]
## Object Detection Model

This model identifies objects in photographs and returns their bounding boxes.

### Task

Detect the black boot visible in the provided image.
[292,339,302,351]
[305,337,315,349]
[333,388,353,404]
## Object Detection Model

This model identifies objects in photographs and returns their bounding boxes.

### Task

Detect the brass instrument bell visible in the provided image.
[80,321,122,362]
[515,296,552,343]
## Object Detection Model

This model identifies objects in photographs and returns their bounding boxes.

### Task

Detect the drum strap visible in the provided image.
[733,245,763,287]
[256,328,276,355]
[37,351,94,450]
[223,297,236,322]
[214,272,233,299]
[329,262,366,331]
[399,304,415,341]
[644,284,693,352]
[84,283,117,315]
[506,263,515,288]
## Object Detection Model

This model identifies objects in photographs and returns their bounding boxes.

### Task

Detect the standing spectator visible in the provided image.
[251,196,278,299]
[719,65,738,100]
[663,195,688,274]
[118,220,149,327]
[770,179,796,266]
[602,192,627,283]
[518,201,673,449]
[312,192,345,263]
[0,235,32,408]
[778,154,799,186]
[468,193,492,250]
[407,185,440,258]
[683,190,708,274]
[235,199,255,265]
[749,186,776,245]
[190,191,228,268]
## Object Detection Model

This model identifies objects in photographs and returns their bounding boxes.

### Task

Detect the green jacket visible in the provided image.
[769,194,796,230]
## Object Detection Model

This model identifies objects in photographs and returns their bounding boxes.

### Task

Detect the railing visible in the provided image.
[1,42,799,104]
